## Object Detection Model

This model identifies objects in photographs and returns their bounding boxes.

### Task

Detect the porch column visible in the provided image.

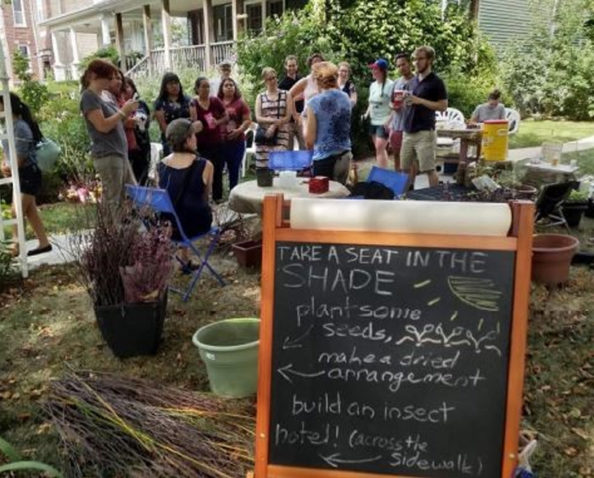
[69,27,80,78]
[260,0,266,32]
[50,30,66,81]
[115,13,125,69]
[100,13,111,46]
[142,5,153,54]
[161,0,172,70]
[202,0,213,70]
[231,0,238,41]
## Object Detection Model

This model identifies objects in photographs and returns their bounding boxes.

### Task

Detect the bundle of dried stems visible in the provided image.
[68,203,174,306]
[45,371,255,478]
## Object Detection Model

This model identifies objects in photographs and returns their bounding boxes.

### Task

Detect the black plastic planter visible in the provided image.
[562,202,588,228]
[585,198,594,218]
[94,292,167,358]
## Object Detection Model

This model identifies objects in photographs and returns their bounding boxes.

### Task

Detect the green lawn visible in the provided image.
[2,202,91,240]
[510,120,594,149]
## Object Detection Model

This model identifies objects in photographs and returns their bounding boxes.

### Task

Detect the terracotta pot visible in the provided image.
[532,234,580,286]
[232,240,262,268]
[516,184,538,201]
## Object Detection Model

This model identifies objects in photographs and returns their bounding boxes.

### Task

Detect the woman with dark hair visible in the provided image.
[80,59,138,217]
[102,68,124,106]
[121,77,151,184]
[218,78,251,191]
[189,77,227,203]
[0,93,51,256]
[364,58,393,168]
[154,73,191,156]
[157,118,213,269]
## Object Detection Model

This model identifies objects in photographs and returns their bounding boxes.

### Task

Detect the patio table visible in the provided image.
[228,178,350,215]
[436,127,483,164]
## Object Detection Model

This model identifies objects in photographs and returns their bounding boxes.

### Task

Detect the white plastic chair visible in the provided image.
[148,142,163,182]
[505,107,520,135]
[435,107,465,126]
[241,123,257,178]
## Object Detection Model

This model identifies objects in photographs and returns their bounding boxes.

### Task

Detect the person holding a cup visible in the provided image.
[401,46,448,188]
[385,52,414,172]
[190,77,229,203]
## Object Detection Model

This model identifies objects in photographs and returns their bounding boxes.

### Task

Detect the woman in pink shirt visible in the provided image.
[190,77,228,203]
[218,78,251,191]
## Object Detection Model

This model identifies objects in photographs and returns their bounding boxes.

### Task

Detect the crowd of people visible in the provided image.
[0,44,499,258]
[75,46,455,245]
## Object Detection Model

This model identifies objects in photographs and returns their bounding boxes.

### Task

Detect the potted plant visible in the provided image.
[70,204,174,358]
[562,189,589,228]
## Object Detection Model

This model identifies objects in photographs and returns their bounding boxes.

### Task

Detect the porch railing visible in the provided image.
[210,41,235,66]
[126,42,235,79]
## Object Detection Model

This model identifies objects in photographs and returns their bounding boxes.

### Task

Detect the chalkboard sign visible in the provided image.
[269,243,514,477]
[254,196,534,478]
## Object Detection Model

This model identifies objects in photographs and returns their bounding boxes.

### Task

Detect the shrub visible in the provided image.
[236,0,495,156]
[13,50,49,113]
[37,89,94,186]
[0,240,15,290]
[500,0,594,119]
[79,46,119,71]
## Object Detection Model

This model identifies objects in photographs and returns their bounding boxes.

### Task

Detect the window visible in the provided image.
[18,45,30,58]
[35,0,45,22]
[213,4,233,42]
[246,3,262,33]
[267,0,283,18]
[13,0,26,26]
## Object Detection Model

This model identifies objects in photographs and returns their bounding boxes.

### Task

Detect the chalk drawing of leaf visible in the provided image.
[447,276,502,312]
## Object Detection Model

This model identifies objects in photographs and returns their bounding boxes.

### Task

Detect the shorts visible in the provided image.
[389,130,403,153]
[312,151,352,185]
[368,124,389,139]
[18,162,42,197]
[401,130,437,172]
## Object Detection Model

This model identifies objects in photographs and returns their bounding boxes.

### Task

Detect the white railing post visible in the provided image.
[0,42,28,278]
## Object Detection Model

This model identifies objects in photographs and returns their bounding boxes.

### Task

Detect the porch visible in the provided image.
[39,0,307,81]
[125,41,235,78]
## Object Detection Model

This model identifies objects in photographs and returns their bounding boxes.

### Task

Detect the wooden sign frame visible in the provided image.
[254,195,534,478]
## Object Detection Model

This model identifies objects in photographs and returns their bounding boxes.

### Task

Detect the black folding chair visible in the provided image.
[534,181,579,232]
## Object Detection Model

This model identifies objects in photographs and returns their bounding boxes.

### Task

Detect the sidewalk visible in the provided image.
[22,232,80,271]
[508,134,594,162]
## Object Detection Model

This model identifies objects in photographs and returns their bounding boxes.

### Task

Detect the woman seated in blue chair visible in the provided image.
[157,118,214,270]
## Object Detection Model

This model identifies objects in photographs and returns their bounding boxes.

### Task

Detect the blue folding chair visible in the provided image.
[126,184,225,302]
[367,166,409,197]
[268,150,313,171]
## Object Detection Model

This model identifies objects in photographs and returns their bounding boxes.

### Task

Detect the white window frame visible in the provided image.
[35,0,45,22]
[12,0,27,27]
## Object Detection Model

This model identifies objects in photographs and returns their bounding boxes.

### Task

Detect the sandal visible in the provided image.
[27,245,53,256]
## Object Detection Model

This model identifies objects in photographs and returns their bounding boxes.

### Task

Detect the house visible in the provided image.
[472,0,533,51]
[37,0,307,81]
[0,0,53,84]
[24,0,533,83]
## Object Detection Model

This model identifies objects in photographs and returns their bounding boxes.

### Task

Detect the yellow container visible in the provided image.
[482,120,509,161]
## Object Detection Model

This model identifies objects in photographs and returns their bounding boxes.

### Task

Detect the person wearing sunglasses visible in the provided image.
[401,46,448,188]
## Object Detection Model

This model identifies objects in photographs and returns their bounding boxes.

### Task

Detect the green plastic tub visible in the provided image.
[192,318,260,398]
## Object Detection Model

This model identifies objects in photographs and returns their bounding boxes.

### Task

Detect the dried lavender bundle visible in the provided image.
[45,371,255,478]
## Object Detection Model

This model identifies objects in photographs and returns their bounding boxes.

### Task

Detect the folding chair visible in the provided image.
[534,181,579,233]
[126,184,225,302]
[268,150,313,172]
[367,166,409,197]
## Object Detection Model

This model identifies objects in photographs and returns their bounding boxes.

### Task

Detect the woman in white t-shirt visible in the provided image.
[364,58,394,168]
